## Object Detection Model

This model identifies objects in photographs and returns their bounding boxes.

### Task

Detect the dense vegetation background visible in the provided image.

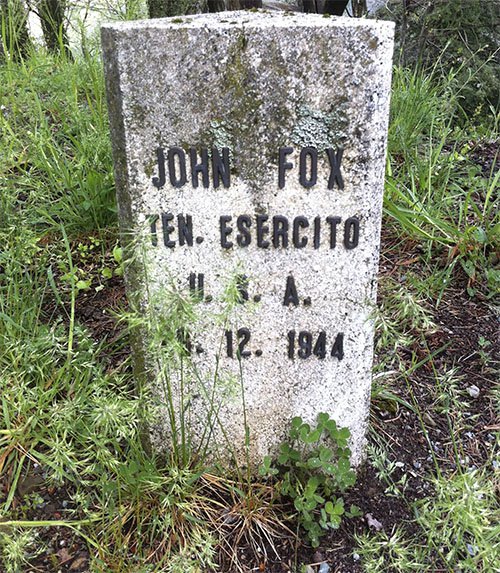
[0,1,498,571]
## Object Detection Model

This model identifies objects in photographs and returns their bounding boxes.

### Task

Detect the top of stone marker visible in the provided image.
[101,10,394,33]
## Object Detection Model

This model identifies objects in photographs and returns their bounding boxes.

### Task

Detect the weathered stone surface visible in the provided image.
[102,11,394,467]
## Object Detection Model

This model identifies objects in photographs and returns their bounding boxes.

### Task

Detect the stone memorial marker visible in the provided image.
[101,11,394,466]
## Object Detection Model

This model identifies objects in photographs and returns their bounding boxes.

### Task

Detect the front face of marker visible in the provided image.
[102,12,394,466]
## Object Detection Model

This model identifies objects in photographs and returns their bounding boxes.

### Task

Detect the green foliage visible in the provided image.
[260,413,360,548]
[0,0,32,60]
[356,469,500,572]
[374,277,436,356]
[54,235,124,294]
[379,0,500,117]
[87,462,218,571]
[0,49,115,235]
[0,226,217,570]
[385,67,499,300]
[0,529,43,573]
[0,11,497,571]
[0,280,140,490]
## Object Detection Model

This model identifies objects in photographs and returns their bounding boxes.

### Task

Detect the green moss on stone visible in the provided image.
[144,158,156,178]
[219,31,266,183]
[292,104,349,150]
[129,102,148,126]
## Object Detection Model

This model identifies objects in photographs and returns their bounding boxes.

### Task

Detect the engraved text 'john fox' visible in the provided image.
[151,146,344,190]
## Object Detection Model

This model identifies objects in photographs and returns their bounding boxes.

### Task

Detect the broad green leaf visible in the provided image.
[325,419,337,434]
[323,462,337,474]
[305,476,320,494]
[112,245,123,263]
[307,457,322,469]
[305,499,317,511]
[299,424,311,441]
[338,427,350,440]
[101,267,112,279]
[277,453,289,465]
[317,412,329,426]
[304,428,322,443]
[76,279,91,290]
[329,515,341,528]
[333,502,344,515]
[319,446,333,462]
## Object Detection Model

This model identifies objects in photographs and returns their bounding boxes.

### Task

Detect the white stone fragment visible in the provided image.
[467,385,480,398]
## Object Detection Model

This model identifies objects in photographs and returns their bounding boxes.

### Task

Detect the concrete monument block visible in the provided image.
[102,11,394,467]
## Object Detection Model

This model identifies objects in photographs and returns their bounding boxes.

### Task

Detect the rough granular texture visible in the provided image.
[102,11,394,467]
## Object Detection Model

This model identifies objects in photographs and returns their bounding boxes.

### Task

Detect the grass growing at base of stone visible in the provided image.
[260,413,360,549]
[361,55,498,572]
[0,34,498,573]
[0,229,220,570]
[356,469,500,572]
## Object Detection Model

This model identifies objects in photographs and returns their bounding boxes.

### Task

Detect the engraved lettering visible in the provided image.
[152,147,166,189]
[272,215,289,248]
[190,147,209,188]
[225,328,251,358]
[313,216,321,249]
[189,272,204,300]
[331,333,344,360]
[278,146,293,188]
[326,216,341,248]
[283,275,299,307]
[237,328,251,358]
[212,147,230,188]
[168,147,187,188]
[293,216,308,248]
[220,215,233,248]
[327,147,344,190]
[344,216,360,249]
[177,214,193,246]
[256,215,270,248]
[236,215,252,247]
[299,147,318,188]
[161,212,175,248]
[287,331,344,360]
[298,331,313,358]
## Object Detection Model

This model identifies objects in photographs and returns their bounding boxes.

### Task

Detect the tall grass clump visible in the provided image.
[0,48,115,236]
[379,0,499,117]
[385,66,499,299]
[0,225,139,488]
